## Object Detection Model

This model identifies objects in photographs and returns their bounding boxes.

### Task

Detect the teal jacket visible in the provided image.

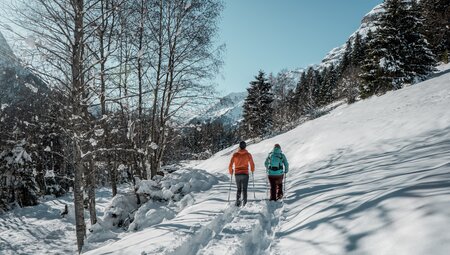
[264,147,289,176]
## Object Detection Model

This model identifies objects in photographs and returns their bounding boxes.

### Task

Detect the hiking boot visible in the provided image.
[235,200,241,207]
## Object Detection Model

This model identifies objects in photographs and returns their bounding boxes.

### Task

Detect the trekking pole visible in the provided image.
[283,173,287,199]
[227,173,233,202]
[252,172,256,200]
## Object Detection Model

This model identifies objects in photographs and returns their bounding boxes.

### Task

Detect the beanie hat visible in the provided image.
[239,141,247,149]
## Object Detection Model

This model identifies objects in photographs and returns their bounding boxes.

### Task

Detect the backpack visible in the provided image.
[269,153,284,170]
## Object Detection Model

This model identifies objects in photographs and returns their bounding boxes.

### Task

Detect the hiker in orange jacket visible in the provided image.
[229,141,255,206]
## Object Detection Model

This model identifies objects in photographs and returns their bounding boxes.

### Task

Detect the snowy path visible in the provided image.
[169,200,283,255]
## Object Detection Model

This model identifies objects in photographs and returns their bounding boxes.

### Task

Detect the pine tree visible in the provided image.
[318,64,337,106]
[241,71,273,138]
[361,0,437,98]
[361,0,409,97]
[338,41,353,77]
[359,30,379,98]
[400,0,437,82]
[270,70,296,132]
[419,0,450,62]
[351,33,366,66]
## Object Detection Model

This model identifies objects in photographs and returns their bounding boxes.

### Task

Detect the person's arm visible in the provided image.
[248,153,255,173]
[283,154,289,173]
[229,154,235,175]
[264,153,270,170]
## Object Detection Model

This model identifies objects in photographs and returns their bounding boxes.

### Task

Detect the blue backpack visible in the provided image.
[269,153,284,170]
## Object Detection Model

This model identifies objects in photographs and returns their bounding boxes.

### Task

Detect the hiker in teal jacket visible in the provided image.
[265,144,289,201]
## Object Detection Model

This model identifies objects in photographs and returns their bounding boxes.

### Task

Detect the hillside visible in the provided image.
[79,65,450,254]
[1,65,449,255]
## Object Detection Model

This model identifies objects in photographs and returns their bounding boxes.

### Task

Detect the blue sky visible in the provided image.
[215,0,383,95]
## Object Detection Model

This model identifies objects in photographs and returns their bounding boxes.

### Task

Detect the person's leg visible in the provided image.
[276,175,284,200]
[242,175,249,205]
[235,175,243,206]
[268,176,276,200]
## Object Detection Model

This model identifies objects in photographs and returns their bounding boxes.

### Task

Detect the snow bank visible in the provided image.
[84,168,225,252]
[136,169,223,201]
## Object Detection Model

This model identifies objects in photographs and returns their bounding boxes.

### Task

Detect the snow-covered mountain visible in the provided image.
[2,64,448,255]
[0,31,16,65]
[0,31,48,106]
[189,91,247,126]
[319,4,384,69]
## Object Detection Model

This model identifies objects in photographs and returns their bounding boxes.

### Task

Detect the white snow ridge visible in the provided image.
[2,68,450,254]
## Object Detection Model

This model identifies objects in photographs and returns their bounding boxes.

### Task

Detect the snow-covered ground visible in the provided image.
[1,64,450,255]
[0,187,117,254]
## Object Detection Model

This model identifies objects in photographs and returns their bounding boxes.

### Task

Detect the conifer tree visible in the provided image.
[400,0,437,82]
[351,33,366,65]
[361,0,437,98]
[318,64,338,106]
[419,0,450,62]
[360,0,407,96]
[301,67,318,114]
[241,71,273,138]
[338,41,353,77]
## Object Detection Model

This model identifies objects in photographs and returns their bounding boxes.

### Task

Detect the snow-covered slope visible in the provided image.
[80,65,450,255]
[190,92,247,126]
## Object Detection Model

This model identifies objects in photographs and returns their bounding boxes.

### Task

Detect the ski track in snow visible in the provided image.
[167,200,284,255]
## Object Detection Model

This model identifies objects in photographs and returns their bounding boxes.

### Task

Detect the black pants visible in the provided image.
[235,174,249,205]
[268,175,284,201]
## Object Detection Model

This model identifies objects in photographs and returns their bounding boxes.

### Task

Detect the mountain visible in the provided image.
[319,4,384,69]
[0,31,16,65]
[189,91,247,126]
[0,31,49,107]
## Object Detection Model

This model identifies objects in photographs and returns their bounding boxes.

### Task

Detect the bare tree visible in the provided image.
[3,0,100,252]
[144,0,224,178]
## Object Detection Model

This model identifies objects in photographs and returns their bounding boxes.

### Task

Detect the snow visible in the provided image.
[24,35,37,48]
[89,138,98,147]
[95,129,104,137]
[2,66,450,255]
[24,82,38,93]
[149,142,159,150]
[0,187,121,254]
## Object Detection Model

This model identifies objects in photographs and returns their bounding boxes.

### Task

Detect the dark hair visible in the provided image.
[274,144,281,148]
[239,141,246,149]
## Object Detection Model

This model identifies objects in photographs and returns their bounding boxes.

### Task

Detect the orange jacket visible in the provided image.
[229,149,255,175]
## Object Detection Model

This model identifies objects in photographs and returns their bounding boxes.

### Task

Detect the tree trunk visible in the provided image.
[87,159,97,225]
[72,0,86,253]
[73,141,85,253]
[111,152,117,197]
